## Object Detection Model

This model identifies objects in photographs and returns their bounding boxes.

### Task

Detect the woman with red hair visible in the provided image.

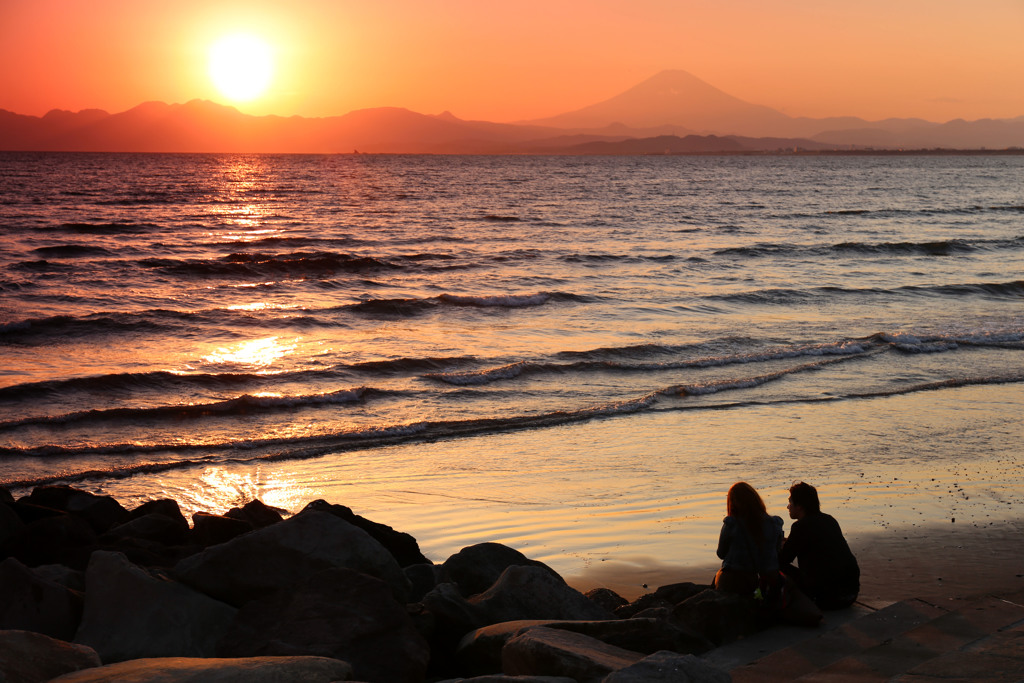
[713,481,784,595]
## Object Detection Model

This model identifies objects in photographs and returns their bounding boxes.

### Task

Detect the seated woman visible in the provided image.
[714,481,784,596]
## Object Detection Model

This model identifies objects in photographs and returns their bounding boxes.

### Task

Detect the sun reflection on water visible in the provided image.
[166,466,309,519]
[202,336,298,369]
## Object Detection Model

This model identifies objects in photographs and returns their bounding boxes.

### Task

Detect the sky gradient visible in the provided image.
[3,0,1023,123]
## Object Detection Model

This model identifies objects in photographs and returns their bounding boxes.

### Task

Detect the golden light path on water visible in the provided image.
[131,381,1024,598]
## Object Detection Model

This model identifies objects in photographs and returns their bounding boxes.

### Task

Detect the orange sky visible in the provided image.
[2,0,1022,123]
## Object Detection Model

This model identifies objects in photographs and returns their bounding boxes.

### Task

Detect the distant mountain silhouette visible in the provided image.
[524,70,1024,147]
[0,100,568,153]
[524,70,795,136]
[1,71,1022,152]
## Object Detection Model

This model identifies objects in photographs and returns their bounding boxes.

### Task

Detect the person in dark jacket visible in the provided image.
[780,481,860,609]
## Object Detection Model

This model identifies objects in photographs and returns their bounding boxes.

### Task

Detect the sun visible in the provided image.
[208,34,273,102]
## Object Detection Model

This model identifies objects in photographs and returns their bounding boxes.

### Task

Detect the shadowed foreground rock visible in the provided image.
[0,629,100,683]
[603,650,732,682]
[74,551,237,662]
[0,557,83,641]
[456,617,713,674]
[501,627,644,680]
[439,542,561,597]
[218,567,428,683]
[173,510,411,605]
[46,656,353,682]
[0,486,748,682]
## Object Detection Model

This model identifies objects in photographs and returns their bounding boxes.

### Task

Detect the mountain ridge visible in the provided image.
[2,71,1023,152]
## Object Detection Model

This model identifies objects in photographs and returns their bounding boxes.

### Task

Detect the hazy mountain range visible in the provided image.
[2,70,1022,153]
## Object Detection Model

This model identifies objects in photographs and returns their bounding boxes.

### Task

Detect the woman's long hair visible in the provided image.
[727,481,768,548]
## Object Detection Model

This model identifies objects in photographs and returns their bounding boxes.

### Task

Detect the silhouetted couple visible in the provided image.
[714,481,859,616]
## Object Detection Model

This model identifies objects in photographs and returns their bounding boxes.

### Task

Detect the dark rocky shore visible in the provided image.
[0,485,774,682]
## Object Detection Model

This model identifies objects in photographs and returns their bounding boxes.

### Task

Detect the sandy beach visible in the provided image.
[565,519,1024,608]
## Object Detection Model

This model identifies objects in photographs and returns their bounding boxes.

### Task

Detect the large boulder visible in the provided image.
[671,588,759,646]
[127,498,188,526]
[300,499,429,567]
[602,650,732,682]
[219,567,429,683]
[46,656,352,682]
[614,582,707,618]
[440,543,559,597]
[439,677,575,682]
[190,512,252,547]
[455,620,561,675]
[584,587,628,614]
[224,499,284,529]
[102,512,190,547]
[30,564,86,592]
[0,500,25,546]
[0,557,83,641]
[74,551,237,662]
[501,627,643,681]
[456,618,712,675]
[469,565,616,624]
[405,560,439,602]
[173,510,411,605]
[3,513,97,569]
[0,630,100,683]
[421,566,615,666]
[21,486,128,534]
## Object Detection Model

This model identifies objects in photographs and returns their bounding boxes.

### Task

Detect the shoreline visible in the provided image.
[565,519,1024,605]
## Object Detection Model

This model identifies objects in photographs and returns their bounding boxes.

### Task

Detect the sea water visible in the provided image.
[2,152,1022,586]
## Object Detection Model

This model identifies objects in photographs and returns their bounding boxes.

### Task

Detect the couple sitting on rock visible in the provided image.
[713,481,860,619]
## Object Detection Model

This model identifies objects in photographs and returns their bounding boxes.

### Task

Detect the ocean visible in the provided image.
[2,152,1023,589]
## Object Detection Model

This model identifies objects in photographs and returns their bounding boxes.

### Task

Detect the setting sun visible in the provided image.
[208,33,273,102]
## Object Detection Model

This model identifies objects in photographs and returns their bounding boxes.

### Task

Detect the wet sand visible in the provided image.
[565,519,1024,605]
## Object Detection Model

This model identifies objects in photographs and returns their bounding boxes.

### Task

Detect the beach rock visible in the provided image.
[0,557,83,640]
[22,486,129,534]
[456,617,712,675]
[127,498,188,525]
[224,499,284,528]
[190,511,252,547]
[438,677,576,682]
[174,510,411,606]
[584,588,628,613]
[455,620,560,675]
[0,500,25,546]
[422,565,616,665]
[219,567,429,683]
[405,560,439,602]
[470,565,616,624]
[301,499,429,567]
[541,618,712,656]
[440,543,560,597]
[614,582,706,618]
[671,588,758,646]
[31,564,86,592]
[3,513,98,569]
[6,501,66,524]
[601,650,731,682]
[0,629,101,683]
[421,581,490,670]
[102,512,190,547]
[501,627,643,681]
[74,550,237,662]
[46,656,353,682]
[0,487,13,504]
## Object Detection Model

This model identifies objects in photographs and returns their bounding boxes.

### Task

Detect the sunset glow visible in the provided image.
[208,34,273,102]
[1,0,1022,122]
